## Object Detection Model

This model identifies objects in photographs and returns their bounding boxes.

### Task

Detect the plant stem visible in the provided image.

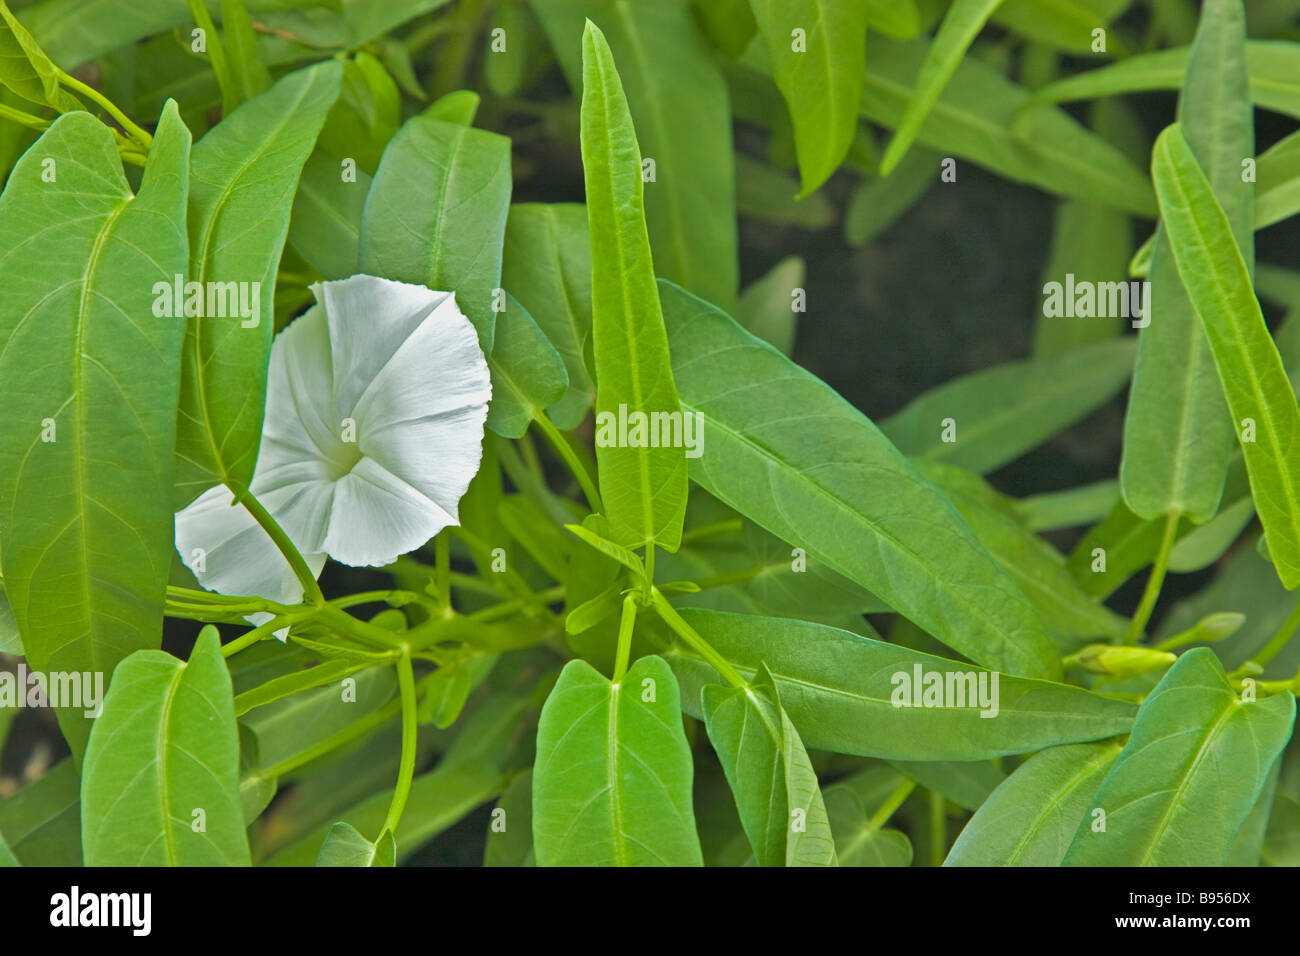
[1250,599,1300,669]
[929,790,946,867]
[220,611,311,658]
[1125,510,1179,644]
[435,531,451,610]
[866,779,916,832]
[612,594,637,683]
[381,650,419,836]
[234,486,326,606]
[680,519,742,545]
[327,589,426,610]
[533,414,602,513]
[650,588,747,689]
[0,102,50,131]
[55,69,153,149]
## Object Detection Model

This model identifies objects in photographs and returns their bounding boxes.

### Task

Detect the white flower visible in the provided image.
[176,274,491,607]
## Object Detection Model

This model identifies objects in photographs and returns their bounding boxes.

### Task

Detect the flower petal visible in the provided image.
[316,274,453,419]
[259,305,340,471]
[175,484,326,604]
[323,456,454,566]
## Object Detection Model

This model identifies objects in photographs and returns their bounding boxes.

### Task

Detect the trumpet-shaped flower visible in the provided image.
[175,275,491,606]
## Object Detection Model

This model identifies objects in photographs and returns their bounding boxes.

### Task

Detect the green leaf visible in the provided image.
[533,655,703,865]
[888,759,1004,812]
[565,518,644,578]
[424,88,480,126]
[1016,479,1119,532]
[359,113,511,355]
[702,662,837,866]
[664,609,1137,761]
[220,0,271,109]
[879,0,1003,177]
[81,627,250,865]
[1028,41,1300,121]
[1153,122,1300,588]
[485,769,535,866]
[175,61,342,504]
[1121,0,1249,525]
[486,294,568,439]
[861,36,1155,215]
[863,0,921,39]
[580,21,688,553]
[822,766,914,866]
[530,0,738,308]
[0,104,191,757]
[944,741,1122,865]
[318,52,400,175]
[0,759,81,866]
[845,146,937,246]
[288,150,370,280]
[265,762,504,865]
[881,339,1136,475]
[0,0,81,110]
[316,822,395,866]
[735,254,802,356]
[1257,128,1300,230]
[662,281,1061,679]
[918,461,1128,646]
[992,0,1130,54]
[1032,198,1132,356]
[734,154,835,228]
[748,0,870,194]
[692,0,755,58]
[1063,648,1295,865]
[1262,792,1300,866]
[485,2,533,97]
[501,203,595,429]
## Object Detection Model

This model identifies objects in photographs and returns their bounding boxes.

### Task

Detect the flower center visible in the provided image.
[322,438,363,481]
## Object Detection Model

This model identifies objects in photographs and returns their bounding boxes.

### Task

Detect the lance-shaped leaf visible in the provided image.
[0,759,81,866]
[1153,123,1300,588]
[661,281,1058,679]
[81,627,251,866]
[529,0,737,308]
[316,822,395,867]
[861,36,1155,216]
[1063,648,1295,865]
[533,655,703,866]
[665,609,1137,761]
[749,0,870,195]
[359,113,511,354]
[879,0,1003,177]
[175,61,342,506]
[1028,41,1300,121]
[287,150,370,281]
[918,461,1128,645]
[701,663,837,866]
[945,741,1121,866]
[0,0,81,110]
[486,294,568,439]
[880,338,1136,475]
[502,203,595,429]
[0,104,190,758]
[580,22,688,553]
[1121,0,1249,525]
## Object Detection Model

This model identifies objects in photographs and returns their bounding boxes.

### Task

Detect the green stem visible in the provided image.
[1125,511,1179,644]
[643,543,656,600]
[328,589,426,610]
[381,651,419,836]
[680,519,742,545]
[56,69,153,148]
[612,594,637,684]
[533,413,602,512]
[866,779,916,832]
[1250,599,1300,669]
[929,790,946,867]
[235,486,326,606]
[259,671,437,781]
[435,531,451,610]
[650,588,747,688]
[0,102,50,131]
[220,611,311,658]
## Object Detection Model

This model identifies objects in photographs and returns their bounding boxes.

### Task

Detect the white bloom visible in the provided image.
[176,275,491,606]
